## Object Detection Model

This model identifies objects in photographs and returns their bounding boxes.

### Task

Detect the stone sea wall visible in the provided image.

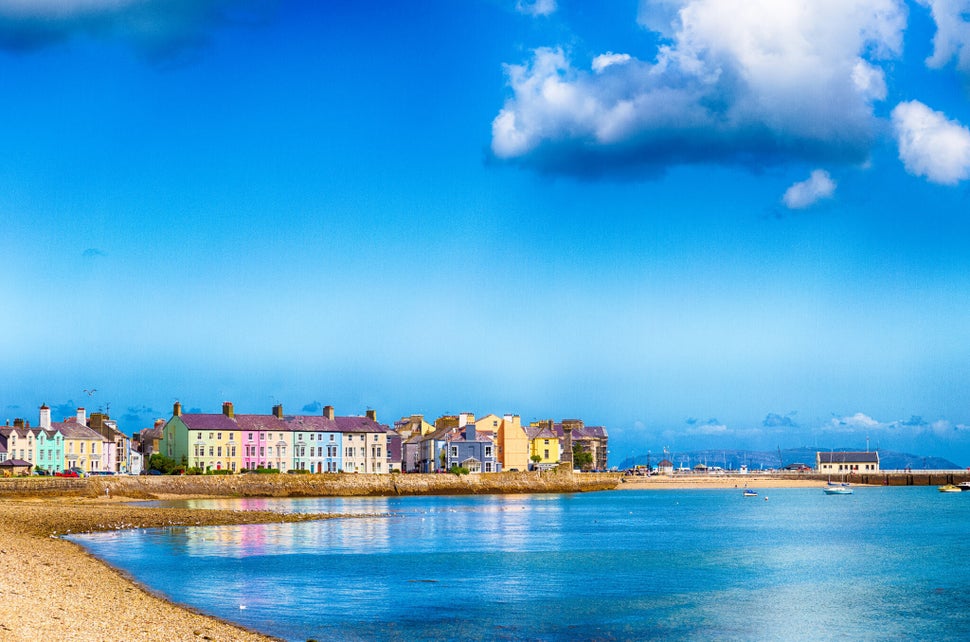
[0,470,621,499]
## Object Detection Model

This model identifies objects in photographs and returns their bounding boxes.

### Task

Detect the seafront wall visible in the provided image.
[0,470,621,499]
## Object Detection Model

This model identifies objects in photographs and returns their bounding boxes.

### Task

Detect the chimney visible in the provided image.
[39,404,51,429]
[273,404,283,419]
[77,407,87,425]
[323,405,334,420]
[466,424,477,441]
[173,401,182,417]
[154,418,165,428]
[222,401,234,418]
[366,409,377,422]
[13,418,24,428]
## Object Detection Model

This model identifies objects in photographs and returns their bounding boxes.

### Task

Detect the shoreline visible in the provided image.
[0,498,343,641]
[0,473,880,640]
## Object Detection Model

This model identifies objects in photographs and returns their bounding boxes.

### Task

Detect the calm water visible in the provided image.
[70,488,970,641]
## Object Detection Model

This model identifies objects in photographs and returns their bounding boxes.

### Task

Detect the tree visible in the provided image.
[572,444,593,471]
[530,454,542,470]
[148,453,180,474]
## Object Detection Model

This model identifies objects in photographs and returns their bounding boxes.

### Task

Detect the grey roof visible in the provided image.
[817,451,879,464]
[52,421,107,441]
[178,412,387,434]
[0,458,32,467]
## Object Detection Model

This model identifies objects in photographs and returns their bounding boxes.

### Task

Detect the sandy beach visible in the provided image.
[0,497,344,642]
[616,474,838,490]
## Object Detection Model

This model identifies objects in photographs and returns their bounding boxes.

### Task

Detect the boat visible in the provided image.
[958,481,970,491]
[743,489,757,497]
[823,486,853,495]
[939,484,961,493]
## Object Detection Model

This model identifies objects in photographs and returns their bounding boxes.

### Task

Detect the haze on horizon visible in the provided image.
[3,1,970,467]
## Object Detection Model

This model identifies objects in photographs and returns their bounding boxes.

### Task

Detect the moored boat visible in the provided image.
[958,481,970,491]
[939,484,961,493]
[823,486,853,495]
[743,489,757,497]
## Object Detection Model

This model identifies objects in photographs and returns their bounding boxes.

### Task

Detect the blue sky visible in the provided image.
[3,0,970,466]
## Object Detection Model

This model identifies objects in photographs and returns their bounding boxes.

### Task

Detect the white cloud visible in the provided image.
[918,0,970,72]
[782,170,837,209]
[592,52,632,73]
[829,412,885,432]
[515,0,556,17]
[685,422,729,436]
[892,100,970,184]
[492,0,906,175]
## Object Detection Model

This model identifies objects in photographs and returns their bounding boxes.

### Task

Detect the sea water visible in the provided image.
[69,487,970,641]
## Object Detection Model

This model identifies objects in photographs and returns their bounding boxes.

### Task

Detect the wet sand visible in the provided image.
[0,497,341,641]
[617,474,838,489]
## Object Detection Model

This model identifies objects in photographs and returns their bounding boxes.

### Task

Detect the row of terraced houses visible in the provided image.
[2,401,608,476]
[150,402,608,474]
[0,406,136,475]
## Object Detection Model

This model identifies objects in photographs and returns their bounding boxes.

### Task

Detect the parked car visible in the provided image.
[147,469,162,475]
[55,470,80,478]
[32,468,51,476]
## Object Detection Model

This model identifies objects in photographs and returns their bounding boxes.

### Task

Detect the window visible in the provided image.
[228,433,234,441]
[451,447,458,457]
[260,446,265,457]
[209,447,214,456]
[260,433,265,441]
[248,433,253,440]
[209,433,213,440]
[544,449,550,459]
[231,446,236,457]
[373,434,379,442]
[485,446,492,457]
[268,433,273,440]
[80,443,85,453]
[330,434,335,442]
[217,447,222,457]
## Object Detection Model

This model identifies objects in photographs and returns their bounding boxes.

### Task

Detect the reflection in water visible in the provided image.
[73,489,970,642]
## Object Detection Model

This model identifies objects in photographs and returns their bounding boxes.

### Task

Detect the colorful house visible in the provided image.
[161,402,388,473]
[286,406,342,473]
[340,410,387,473]
[444,423,500,473]
[526,423,560,470]
[161,402,240,472]
[495,414,529,472]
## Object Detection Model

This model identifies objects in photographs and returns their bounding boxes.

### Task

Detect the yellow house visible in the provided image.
[526,424,560,469]
[60,421,105,473]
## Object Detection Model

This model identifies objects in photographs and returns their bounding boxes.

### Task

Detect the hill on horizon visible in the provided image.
[617,447,961,471]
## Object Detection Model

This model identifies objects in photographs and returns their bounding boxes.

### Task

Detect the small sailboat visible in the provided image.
[823,485,853,495]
